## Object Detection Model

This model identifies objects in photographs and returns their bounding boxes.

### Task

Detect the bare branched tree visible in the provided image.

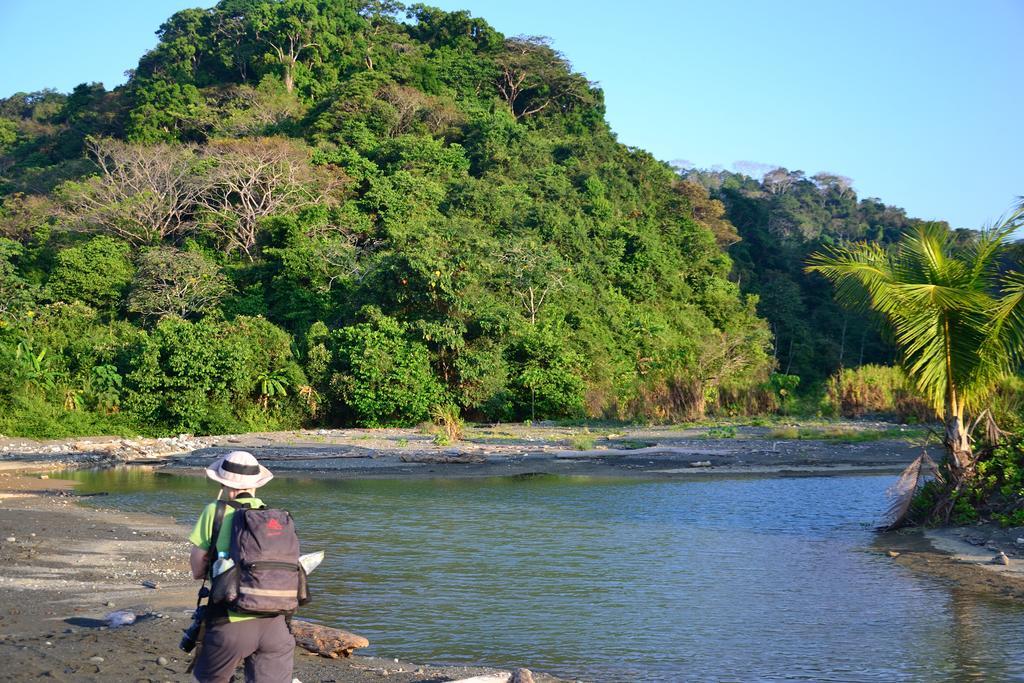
[194,137,342,258]
[763,167,803,195]
[378,84,428,136]
[812,172,855,200]
[59,138,200,245]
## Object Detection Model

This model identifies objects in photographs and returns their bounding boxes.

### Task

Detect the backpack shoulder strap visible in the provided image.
[208,500,227,565]
[209,499,247,559]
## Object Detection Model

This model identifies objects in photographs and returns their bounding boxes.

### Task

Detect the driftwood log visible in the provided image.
[289,620,369,658]
[448,669,535,683]
[400,452,485,464]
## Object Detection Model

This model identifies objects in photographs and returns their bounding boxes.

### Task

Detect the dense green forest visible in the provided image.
[0,0,988,437]
[685,168,974,385]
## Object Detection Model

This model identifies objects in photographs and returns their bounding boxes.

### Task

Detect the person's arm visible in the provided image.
[190,546,209,580]
[187,503,215,580]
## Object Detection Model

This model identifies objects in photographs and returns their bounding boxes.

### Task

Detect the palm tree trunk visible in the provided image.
[942,318,973,483]
[945,405,973,480]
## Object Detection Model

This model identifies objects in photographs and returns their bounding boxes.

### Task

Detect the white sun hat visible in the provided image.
[205,451,274,490]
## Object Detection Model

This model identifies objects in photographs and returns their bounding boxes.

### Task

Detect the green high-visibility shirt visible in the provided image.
[188,496,265,622]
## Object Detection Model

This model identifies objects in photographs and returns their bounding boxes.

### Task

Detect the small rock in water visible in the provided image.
[512,668,537,683]
[89,656,104,663]
[105,601,115,607]
[992,551,1010,566]
[689,460,712,468]
[142,580,160,589]
[157,656,168,666]
[1016,537,1024,546]
[887,550,901,558]
[5,537,15,543]
[105,610,136,628]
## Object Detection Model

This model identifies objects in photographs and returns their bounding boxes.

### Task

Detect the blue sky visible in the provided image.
[0,0,1020,231]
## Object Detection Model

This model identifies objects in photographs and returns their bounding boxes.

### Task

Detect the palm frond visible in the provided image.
[805,243,896,314]
[881,450,941,531]
[989,270,1024,367]
[965,224,1015,283]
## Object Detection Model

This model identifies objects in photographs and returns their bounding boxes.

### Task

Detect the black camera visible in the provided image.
[180,603,207,653]
[180,586,211,653]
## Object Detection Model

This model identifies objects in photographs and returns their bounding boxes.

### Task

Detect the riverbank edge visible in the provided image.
[0,464,572,683]
[878,526,1024,602]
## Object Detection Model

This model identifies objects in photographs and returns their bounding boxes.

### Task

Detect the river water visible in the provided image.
[66,469,1024,682]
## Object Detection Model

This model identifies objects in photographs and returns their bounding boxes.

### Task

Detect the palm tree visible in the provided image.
[806,206,1024,508]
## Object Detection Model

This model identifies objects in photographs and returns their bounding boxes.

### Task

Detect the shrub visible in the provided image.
[992,376,1024,433]
[122,315,304,434]
[769,426,800,439]
[431,403,464,442]
[628,376,706,423]
[46,236,134,312]
[769,373,800,413]
[0,392,142,439]
[329,314,446,426]
[975,435,1024,526]
[825,364,932,421]
[569,430,595,450]
[507,324,586,421]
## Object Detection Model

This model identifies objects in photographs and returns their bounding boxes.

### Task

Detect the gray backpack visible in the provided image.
[209,500,310,615]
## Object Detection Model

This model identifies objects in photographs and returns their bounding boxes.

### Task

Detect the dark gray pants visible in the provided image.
[193,615,294,683]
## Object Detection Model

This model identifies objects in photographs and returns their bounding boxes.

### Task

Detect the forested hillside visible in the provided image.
[0,0,780,436]
[686,168,968,385]
[3,0,980,439]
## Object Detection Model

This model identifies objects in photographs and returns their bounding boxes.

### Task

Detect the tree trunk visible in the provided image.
[942,330,973,484]
[945,410,974,481]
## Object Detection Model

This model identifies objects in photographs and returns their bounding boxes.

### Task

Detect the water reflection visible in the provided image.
[64,468,1024,682]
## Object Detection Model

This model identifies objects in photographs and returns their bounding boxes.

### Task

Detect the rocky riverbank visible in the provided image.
[876,523,1024,602]
[0,420,936,480]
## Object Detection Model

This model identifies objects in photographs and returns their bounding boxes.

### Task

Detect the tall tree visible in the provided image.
[248,0,361,93]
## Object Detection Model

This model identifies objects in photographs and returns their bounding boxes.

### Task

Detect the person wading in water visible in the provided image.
[188,451,297,682]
